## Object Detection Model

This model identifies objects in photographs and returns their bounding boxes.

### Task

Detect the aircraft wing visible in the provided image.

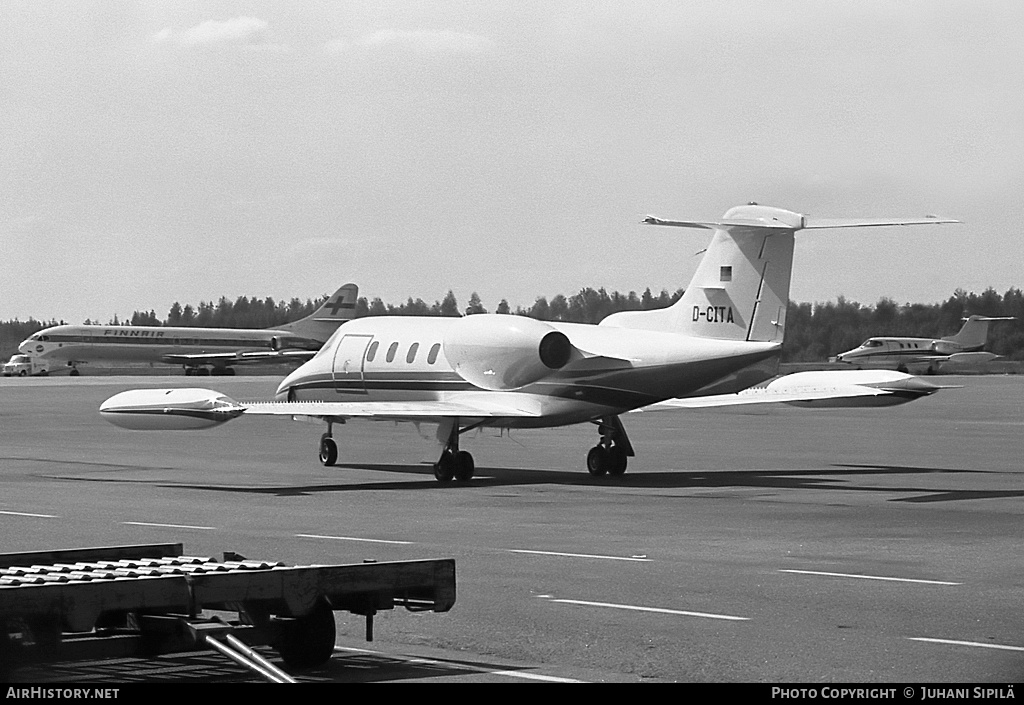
[99,388,543,430]
[161,350,316,366]
[639,370,943,410]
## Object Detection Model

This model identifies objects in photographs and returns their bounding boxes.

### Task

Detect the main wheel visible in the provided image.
[319,434,338,466]
[18,370,27,377]
[434,451,455,482]
[587,445,608,476]
[454,450,475,482]
[607,445,628,476]
[275,598,336,670]
[69,368,80,377]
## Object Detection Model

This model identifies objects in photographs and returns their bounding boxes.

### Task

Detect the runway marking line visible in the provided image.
[297,533,413,545]
[780,569,961,586]
[333,646,584,683]
[549,598,749,621]
[509,549,652,562]
[0,510,58,518]
[909,637,1024,653]
[122,521,215,530]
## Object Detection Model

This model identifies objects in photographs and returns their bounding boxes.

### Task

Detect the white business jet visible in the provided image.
[22,284,358,376]
[101,205,955,482]
[834,315,1015,373]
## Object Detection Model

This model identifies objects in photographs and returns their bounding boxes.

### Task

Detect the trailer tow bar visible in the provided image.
[188,621,297,684]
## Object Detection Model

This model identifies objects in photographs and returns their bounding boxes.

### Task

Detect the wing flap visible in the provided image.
[242,396,543,420]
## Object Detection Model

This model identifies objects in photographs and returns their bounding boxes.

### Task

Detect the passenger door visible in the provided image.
[332,334,372,395]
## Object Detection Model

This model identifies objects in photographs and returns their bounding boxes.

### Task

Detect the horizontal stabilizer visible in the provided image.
[644,214,959,232]
[801,216,959,229]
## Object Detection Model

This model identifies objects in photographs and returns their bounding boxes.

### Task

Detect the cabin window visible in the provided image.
[720,266,732,282]
[427,343,441,364]
[386,342,399,362]
[366,340,379,362]
[406,342,419,363]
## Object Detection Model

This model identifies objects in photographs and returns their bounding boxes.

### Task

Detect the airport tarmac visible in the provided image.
[2,374,1023,683]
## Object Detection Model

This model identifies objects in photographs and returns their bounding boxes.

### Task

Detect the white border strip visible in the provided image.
[297,533,413,545]
[334,647,583,682]
[909,637,1024,652]
[122,521,215,530]
[509,549,651,562]
[0,510,57,518]
[551,598,748,621]
[780,569,961,585]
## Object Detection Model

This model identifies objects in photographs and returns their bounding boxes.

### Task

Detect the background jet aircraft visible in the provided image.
[22,284,358,376]
[100,204,955,482]
[834,314,1015,373]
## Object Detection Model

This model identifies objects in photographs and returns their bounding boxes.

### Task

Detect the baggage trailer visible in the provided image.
[0,543,456,682]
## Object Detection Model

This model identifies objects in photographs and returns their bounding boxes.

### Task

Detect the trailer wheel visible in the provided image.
[276,598,336,669]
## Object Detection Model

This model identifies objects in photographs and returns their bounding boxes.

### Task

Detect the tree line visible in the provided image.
[3,286,1022,361]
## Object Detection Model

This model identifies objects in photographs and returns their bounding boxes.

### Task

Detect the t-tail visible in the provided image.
[941,315,1015,351]
[602,204,958,344]
[277,283,359,341]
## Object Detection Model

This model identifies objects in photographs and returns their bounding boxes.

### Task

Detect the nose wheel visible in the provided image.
[318,422,339,466]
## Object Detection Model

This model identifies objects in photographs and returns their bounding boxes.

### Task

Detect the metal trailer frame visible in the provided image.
[0,543,456,682]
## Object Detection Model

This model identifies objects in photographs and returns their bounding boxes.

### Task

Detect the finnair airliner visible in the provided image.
[21,284,358,376]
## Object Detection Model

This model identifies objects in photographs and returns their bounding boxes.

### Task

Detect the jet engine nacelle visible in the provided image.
[931,340,959,355]
[442,314,574,391]
[100,388,245,430]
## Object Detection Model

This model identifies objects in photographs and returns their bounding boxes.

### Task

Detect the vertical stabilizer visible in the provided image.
[672,210,796,343]
[942,315,1015,351]
[279,283,359,342]
[602,205,800,343]
[603,204,956,343]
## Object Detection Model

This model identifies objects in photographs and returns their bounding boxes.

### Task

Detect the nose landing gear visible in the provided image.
[318,420,340,466]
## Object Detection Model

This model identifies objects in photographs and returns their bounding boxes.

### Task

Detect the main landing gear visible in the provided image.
[586,415,634,477]
[433,418,477,483]
[315,415,635,483]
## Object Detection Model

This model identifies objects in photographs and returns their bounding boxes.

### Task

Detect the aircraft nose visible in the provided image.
[275,370,299,401]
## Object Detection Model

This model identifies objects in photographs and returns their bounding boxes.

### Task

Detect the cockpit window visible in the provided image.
[863,340,883,348]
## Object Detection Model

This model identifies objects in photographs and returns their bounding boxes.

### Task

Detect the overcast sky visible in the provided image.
[2,1,1022,324]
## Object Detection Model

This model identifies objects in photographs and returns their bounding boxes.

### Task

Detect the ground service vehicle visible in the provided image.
[2,354,48,377]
